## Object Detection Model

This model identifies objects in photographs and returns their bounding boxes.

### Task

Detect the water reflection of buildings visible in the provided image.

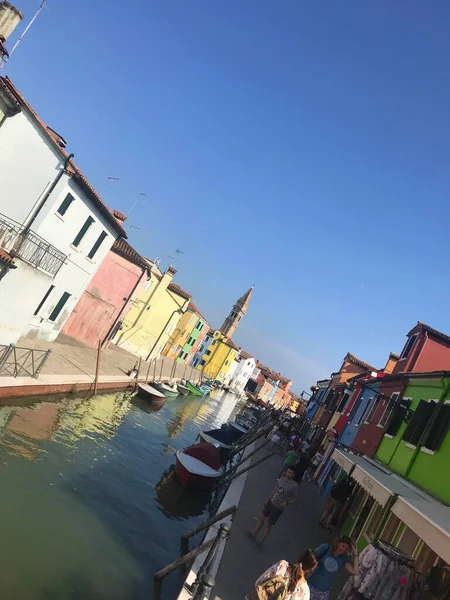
[166,400,202,438]
[3,402,63,460]
[54,393,131,448]
[210,390,241,428]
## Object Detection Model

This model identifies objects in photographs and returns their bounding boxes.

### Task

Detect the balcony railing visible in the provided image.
[0,213,67,277]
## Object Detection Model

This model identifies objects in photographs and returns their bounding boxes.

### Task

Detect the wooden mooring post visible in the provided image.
[93,340,101,395]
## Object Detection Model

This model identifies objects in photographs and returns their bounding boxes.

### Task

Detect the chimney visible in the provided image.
[0,2,23,58]
[113,209,127,224]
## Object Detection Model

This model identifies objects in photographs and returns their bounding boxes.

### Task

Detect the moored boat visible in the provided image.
[186,381,203,396]
[137,383,166,404]
[154,382,179,398]
[175,442,223,488]
[229,422,247,441]
[177,383,190,396]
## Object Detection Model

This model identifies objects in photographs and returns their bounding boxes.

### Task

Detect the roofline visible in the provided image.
[0,76,126,237]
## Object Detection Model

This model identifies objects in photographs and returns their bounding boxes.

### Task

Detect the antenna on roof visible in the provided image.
[0,0,46,71]
[128,192,146,217]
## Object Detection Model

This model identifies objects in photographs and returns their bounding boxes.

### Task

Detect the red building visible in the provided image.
[351,322,450,457]
[61,238,149,349]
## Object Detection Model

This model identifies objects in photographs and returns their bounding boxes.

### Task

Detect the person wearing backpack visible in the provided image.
[307,536,359,600]
[247,549,318,600]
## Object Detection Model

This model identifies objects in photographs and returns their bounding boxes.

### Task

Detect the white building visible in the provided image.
[0,76,125,344]
[230,351,256,395]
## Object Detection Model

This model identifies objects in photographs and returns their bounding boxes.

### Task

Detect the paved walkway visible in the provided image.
[0,334,203,398]
[213,447,348,600]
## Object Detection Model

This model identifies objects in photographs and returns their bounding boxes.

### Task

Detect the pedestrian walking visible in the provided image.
[307,536,359,600]
[245,465,298,546]
[247,549,319,600]
[319,477,354,531]
[300,438,310,454]
[293,452,311,483]
[280,447,299,476]
[305,449,324,481]
[288,432,301,451]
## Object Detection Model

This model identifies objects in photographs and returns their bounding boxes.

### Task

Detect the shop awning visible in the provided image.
[350,461,427,507]
[392,496,450,566]
[332,448,356,473]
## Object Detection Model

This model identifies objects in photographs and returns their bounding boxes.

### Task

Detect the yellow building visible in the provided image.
[199,330,239,382]
[113,264,191,359]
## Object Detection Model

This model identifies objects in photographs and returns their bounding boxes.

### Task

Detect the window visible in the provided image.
[397,526,420,556]
[349,486,366,518]
[212,340,217,346]
[34,285,55,316]
[72,216,94,247]
[87,231,107,259]
[225,360,229,366]
[144,278,153,291]
[365,394,381,423]
[401,333,418,360]
[403,400,436,446]
[336,392,350,413]
[178,350,184,358]
[200,359,206,366]
[380,514,401,544]
[57,193,75,216]
[365,504,385,541]
[421,403,450,452]
[378,392,399,427]
[205,350,211,356]
[199,346,204,353]
[356,398,374,425]
[349,392,363,421]
[48,291,71,322]
[385,398,411,437]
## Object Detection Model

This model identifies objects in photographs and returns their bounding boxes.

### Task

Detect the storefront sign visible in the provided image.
[352,466,392,507]
[332,449,355,473]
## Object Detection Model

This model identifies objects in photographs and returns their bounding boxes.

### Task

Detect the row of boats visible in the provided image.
[175,406,263,489]
[137,379,215,404]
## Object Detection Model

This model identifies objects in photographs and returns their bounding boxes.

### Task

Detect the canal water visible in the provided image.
[0,388,244,600]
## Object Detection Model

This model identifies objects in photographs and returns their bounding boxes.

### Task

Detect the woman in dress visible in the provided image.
[251,549,318,600]
[308,536,359,600]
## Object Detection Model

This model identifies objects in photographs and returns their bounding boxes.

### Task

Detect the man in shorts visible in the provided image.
[245,466,298,545]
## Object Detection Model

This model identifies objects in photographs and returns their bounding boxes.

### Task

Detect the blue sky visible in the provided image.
[5,1,450,392]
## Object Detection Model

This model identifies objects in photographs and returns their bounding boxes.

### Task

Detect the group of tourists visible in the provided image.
[244,412,359,600]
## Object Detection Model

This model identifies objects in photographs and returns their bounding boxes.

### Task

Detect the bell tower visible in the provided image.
[220,286,254,339]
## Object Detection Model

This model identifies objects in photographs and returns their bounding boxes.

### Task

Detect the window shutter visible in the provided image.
[403,400,435,446]
[422,404,450,452]
[385,399,411,436]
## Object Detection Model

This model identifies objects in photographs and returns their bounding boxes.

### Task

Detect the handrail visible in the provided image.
[154,538,215,600]
[182,505,236,542]
[186,523,230,600]
[154,521,231,600]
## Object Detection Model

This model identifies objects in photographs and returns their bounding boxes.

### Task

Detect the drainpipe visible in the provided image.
[146,308,182,361]
[23,153,74,233]
[101,266,148,349]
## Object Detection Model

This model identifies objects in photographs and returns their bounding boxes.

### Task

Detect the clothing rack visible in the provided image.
[375,540,415,567]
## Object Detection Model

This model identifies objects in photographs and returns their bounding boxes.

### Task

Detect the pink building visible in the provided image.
[61,236,149,349]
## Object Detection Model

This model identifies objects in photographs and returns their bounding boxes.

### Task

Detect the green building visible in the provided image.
[329,371,450,572]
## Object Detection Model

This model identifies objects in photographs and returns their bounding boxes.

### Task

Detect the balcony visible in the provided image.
[0,213,67,277]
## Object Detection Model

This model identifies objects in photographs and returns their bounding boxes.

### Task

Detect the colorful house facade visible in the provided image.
[61,235,150,349]
[162,301,209,364]
[113,266,191,360]
[198,330,239,382]
[0,76,125,345]
[351,323,450,458]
